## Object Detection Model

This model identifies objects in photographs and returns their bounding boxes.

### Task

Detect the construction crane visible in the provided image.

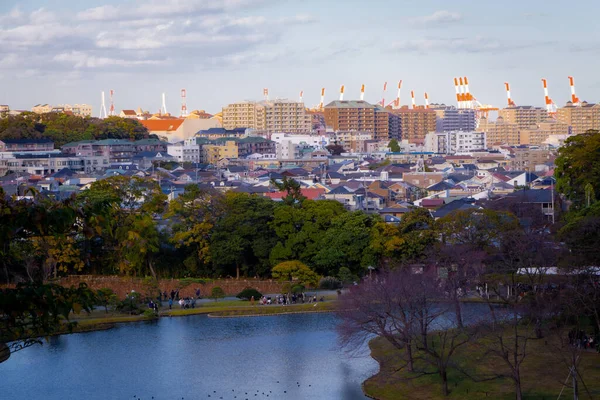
[411,90,416,109]
[385,80,402,108]
[541,78,557,118]
[424,92,430,109]
[318,88,325,110]
[339,85,345,101]
[568,76,581,106]
[299,90,304,103]
[360,84,365,101]
[454,76,498,126]
[380,82,388,107]
[263,88,269,101]
[504,82,516,107]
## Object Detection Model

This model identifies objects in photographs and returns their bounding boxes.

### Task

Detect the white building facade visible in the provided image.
[425,131,487,154]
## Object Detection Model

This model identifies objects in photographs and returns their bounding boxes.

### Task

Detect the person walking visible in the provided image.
[168,298,173,310]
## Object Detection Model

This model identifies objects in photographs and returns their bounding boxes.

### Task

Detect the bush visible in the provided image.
[142,309,157,319]
[291,284,305,294]
[236,287,262,301]
[211,286,225,301]
[319,276,342,290]
[96,288,117,313]
[116,291,143,314]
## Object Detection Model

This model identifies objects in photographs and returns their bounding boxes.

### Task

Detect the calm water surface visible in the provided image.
[1,313,377,400]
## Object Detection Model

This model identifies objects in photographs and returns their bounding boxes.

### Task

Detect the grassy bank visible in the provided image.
[68,300,338,330]
[363,332,600,400]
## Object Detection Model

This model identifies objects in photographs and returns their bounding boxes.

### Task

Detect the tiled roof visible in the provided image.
[121,110,137,116]
[264,188,325,201]
[141,119,185,132]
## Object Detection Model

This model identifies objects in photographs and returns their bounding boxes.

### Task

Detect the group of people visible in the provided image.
[569,329,599,352]
[161,288,202,303]
[257,293,324,306]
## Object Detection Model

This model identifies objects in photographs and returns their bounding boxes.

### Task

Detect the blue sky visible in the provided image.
[1,0,599,115]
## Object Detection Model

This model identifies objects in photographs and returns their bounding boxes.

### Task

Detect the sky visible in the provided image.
[1,0,599,115]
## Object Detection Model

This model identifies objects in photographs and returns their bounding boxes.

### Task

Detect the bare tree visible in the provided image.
[337,268,474,396]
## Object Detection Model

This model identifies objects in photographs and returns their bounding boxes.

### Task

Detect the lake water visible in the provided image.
[1,313,378,400]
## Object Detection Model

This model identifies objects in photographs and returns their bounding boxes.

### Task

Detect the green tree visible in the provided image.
[96,288,117,313]
[270,176,306,206]
[210,286,225,301]
[210,192,276,278]
[555,129,600,208]
[388,139,401,152]
[0,282,96,362]
[272,260,320,288]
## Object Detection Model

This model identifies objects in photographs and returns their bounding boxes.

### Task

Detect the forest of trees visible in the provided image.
[0,113,153,147]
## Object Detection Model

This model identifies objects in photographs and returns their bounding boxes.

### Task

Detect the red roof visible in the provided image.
[141,119,185,132]
[121,110,137,116]
[264,188,325,201]
[421,198,445,207]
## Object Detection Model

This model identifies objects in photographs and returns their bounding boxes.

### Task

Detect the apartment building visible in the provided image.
[31,104,92,117]
[167,138,202,164]
[557,102,600,135]
[202,140,238,164]
[324,101,400,140]
[498,106,549,129]
[333,132,374,153]
[62,139,167,164]
[222,100,311,134]
[393,107,437,143]
[141,118,221,142]
[477,117,520,146]
[432,105,476,132]
[519,121,571,146]
[509,147,552,171]
[0,152,108,176]
[424,131,486,154]
[0,139,54,152]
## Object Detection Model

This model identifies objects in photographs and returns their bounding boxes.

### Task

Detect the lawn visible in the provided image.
[364,330,600,400]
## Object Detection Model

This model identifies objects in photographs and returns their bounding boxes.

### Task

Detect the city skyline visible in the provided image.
[1,0,599,114]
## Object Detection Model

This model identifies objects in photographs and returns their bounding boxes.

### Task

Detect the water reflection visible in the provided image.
[1,313,377,400]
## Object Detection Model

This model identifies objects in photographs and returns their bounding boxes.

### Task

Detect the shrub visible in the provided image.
[319,276,342,290]
[236,287,262,301]
[96,288,117,313]
[142,309,157,319]
[211,286,225,301]
[291,284,305,294]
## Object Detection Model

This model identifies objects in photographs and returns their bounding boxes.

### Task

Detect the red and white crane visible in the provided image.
[360,84,365,101]
[339,85,345,101]
[541,78,557,117]
[504,82,516,107]
[299,90,304,103]
[263,88,269,101]
[180,89,188,117]
[424,92,430,109]
[380,82,388,107]
[411,90,416,109]
[109,89,115,116]
[453,76,498,125]
[568,76,580,106]
[318,88,325,110]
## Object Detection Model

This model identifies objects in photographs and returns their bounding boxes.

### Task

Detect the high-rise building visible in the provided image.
[431,105,476,132]
[324,101,400,140]
[222,100,311,134]
[392,107,437,143]
[519,122,571,146]
[477,117,520,146]
[498,106,549,129]
[557,102,600,135]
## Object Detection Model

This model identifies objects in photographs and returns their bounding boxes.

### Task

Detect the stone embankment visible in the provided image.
[1,275,285,298]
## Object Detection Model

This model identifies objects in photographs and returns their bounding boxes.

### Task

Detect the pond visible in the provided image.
[1,313,378,400]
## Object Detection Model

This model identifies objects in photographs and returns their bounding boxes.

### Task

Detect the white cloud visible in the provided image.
[392,37,551,54]
[408,10,462,26]
[53,51,166,69]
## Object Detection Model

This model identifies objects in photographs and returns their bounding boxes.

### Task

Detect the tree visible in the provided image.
[270,176,306,206]
[0,282,96,362]
[272,261,320,288]
[325,143,345,156]
[210,192,276,278]
[555,129,600,208]
[96,288,117,313]
[388,139,401,152]
[210,286,225,302]
[436,208,519,250]
[338,269,471,396]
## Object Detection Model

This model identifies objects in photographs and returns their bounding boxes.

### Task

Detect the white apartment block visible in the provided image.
[0,152,108,176]
[31,103,92,117]
[425,131,487,154]
[167,139,202,164]
[271,133,329,148]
